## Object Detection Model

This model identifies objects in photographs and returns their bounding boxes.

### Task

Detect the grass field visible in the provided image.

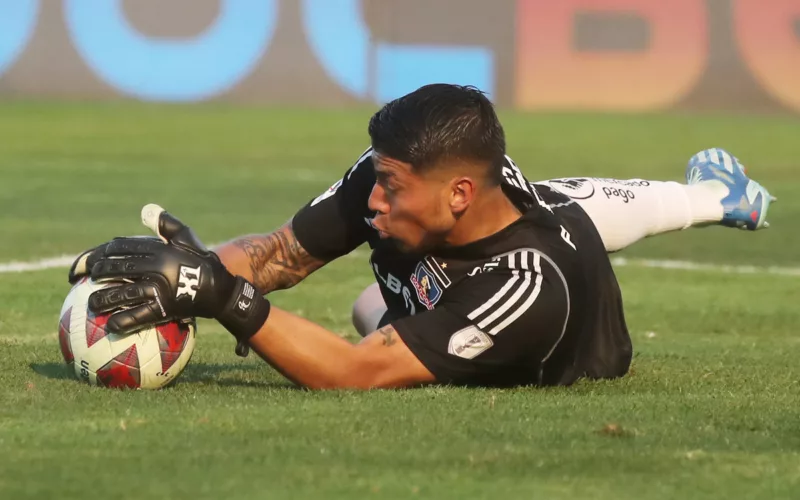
[1,102,799,499]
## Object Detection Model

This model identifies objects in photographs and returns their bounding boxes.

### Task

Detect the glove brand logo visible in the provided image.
[176,265,202,301]
[238,281,256,311]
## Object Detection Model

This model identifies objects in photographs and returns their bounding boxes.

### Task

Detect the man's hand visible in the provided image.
[68,237,162,285]
[74,204,271,356]
[68,205,437,389]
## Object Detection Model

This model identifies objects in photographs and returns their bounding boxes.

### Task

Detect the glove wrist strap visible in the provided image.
[216,277,271,357]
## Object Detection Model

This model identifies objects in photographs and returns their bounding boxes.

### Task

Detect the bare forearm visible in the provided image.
[214,223,325,294]
[246,308,434,390]
[246,308,362,389]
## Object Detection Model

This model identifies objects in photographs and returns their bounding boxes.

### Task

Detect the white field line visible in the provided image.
[1,250,799,278]
[610,257,800,277]
[0,255,76,274]
[0,246,371,275]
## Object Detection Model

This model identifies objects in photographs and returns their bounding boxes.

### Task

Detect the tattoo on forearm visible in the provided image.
[378,326,397,347]
[232,224,325,293]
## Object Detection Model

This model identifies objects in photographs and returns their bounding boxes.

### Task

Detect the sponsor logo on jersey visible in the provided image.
[560,226,577,250]
[448,325,493,359]
[410,261,442,310]
[373,262,416,315]
[467,258,501,276]
[590,178,650,187]
[547,178,595,200]
[602,186,635,203]
[501,155,533,196]
[312,148,373,207]
[310,178,344,206]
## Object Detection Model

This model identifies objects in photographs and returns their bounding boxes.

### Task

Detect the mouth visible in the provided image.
[371,218,391,239]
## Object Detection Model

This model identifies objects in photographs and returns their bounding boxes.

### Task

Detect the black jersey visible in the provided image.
[292,148,632,387]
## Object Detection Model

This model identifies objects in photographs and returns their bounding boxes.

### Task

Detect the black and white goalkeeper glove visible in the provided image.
[69,204,269,356]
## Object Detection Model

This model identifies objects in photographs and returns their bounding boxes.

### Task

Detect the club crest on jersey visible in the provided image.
[410,262,442,310]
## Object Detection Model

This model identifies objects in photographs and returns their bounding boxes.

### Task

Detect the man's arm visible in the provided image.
[214,223,326,294]
[246,308,436,389]
[213,149,377,293]
[86,202,437,389]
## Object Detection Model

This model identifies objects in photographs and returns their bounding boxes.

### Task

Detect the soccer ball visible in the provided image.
[58,278,196,389]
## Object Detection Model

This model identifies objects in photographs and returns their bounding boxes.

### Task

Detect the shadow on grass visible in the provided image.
[29,362,297,390]
[180,362,298,390]
[30,361,73,381]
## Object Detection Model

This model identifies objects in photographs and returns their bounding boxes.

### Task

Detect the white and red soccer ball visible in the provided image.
[58,278,196,389]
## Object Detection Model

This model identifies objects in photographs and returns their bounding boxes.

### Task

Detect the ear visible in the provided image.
[449,177,476,214]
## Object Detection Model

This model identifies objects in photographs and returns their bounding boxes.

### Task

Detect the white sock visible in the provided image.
[538,178,728,252]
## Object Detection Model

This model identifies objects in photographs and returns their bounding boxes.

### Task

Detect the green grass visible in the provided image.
[1,102,799,499]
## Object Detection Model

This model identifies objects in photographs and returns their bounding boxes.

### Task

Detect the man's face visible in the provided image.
[368,153,459,253]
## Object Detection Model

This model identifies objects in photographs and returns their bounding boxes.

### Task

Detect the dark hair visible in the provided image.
[368,84,506,185]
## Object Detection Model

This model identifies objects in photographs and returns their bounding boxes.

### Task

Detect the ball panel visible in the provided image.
[139,322,196,389]
[169,323,196,381]
[156,322,191,373]
[58,306,74,364]
[85,311,111,348]
[96,344,141,389]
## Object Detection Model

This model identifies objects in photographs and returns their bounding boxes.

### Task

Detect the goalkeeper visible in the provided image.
[69,84,775,389]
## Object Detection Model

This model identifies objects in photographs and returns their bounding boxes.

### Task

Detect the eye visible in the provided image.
[375,172,399,195]
[384,182,401,196]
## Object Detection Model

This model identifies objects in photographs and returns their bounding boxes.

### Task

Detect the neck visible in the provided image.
[444,187,522,247]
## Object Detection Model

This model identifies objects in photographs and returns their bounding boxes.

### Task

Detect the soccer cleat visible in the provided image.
[685,148,775,230]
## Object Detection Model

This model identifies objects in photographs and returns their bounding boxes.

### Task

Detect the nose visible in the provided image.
[368,182,390,214]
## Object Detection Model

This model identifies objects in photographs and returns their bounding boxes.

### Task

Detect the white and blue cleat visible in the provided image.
[686,148,776,230]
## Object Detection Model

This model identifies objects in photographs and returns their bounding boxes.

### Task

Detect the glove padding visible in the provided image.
[70,204,269,356]
[87,235,236,334]
[68,237,162,285]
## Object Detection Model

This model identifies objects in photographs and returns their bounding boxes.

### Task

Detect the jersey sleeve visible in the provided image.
[392,250,570,387]
[291,148,376,261]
